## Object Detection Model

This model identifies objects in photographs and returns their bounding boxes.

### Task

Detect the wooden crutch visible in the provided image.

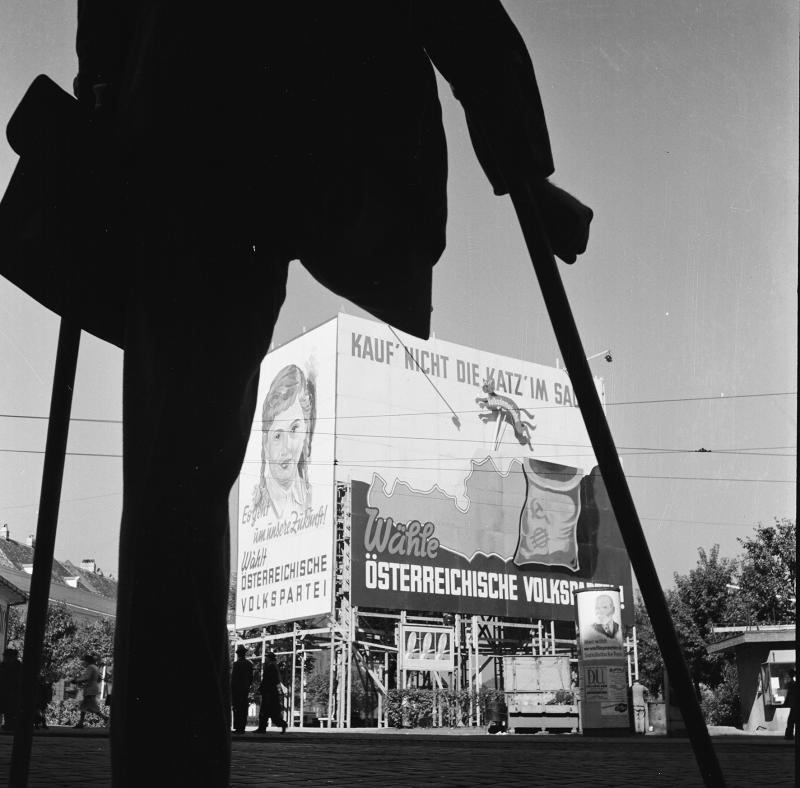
[9,322,81,787]
[509,180,726,787]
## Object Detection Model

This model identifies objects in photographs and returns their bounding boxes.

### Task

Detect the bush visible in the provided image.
[700,662,740,727]
[45,700,82,727]
[546,689,575,705]
[385,687,506,728]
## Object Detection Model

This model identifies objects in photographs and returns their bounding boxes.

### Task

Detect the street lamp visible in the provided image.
[557,349,613,369]
[586,349,613,363]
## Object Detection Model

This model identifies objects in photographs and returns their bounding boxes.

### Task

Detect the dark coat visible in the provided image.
[230,657,254,699]
[1,1,553,345]
[258,661,283,700]
[0,659,22,713]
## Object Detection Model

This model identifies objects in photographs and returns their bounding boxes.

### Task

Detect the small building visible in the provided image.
[0,526,116,626]
[707,626,796,733]
[0,574,27,648]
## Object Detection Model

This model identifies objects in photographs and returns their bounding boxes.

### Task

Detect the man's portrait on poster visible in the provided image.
[251,364,316,523]
[582,592,623,643]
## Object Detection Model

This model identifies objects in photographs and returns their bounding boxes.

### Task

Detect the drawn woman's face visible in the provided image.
[266,397,307,488]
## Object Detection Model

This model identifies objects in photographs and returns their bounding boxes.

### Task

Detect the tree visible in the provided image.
[635,545,739,695]
[670,545,740,689]
[735,518,796,625]
[60,617,115,683]
[700,661,740,727]
[634,592,665,696]
[7,603,114,681]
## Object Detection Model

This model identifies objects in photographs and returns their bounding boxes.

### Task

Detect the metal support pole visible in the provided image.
[627,640,633,686]
[345,607,354,728]
[399,610,406,691]
[454,613,461,693]
[509,183,725,787]
[327,625,336,728]
[299,645,305,728]
[290,623,297,728]
[633,625,640,681]
[11,321,81,788]
[472,616,480,727]
[334,646,342,728]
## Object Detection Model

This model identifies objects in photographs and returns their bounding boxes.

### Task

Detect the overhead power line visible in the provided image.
[1,447,793,483]
[0,485,785,530]
[0,444,794,462]
[0,390,795,425]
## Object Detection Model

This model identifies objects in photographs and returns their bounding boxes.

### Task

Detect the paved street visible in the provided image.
[0,728,795,787]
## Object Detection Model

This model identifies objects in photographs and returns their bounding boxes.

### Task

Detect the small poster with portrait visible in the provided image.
[576,586,626,662]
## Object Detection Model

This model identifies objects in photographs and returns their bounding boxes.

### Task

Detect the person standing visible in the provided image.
[255,653,286,734]
[784,669,796,740]
[0,647,22,731]
[231,646,254,734]
[631,679,648,734]
[75,654,109,728]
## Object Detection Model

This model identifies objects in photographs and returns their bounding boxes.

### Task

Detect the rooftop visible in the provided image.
[707,626,796,654]
[0,532,116,600]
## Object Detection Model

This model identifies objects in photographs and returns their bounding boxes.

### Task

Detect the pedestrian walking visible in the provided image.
[255,653,287,734]
[231,645,254,734]
[0,647,22,732]
[75,655,109,728]
[783,669,795,740]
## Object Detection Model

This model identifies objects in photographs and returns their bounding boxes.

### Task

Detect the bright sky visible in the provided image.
[0,1,796,586]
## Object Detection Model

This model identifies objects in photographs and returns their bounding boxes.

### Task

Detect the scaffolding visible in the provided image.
[233,482,638,729]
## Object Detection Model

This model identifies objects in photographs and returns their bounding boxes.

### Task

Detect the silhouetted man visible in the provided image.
[0,648,22,732]
[4,2,592,784]
[230,645,253,734]
[255,653,286,735]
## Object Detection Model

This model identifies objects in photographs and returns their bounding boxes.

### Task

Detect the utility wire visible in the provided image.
[0,390,794,425]
[0,484,785,529]
[2,447,792,483]
[0,445,794,461]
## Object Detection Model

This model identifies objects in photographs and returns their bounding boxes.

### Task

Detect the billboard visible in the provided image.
[235,319,338,630]
[337,314,633,622]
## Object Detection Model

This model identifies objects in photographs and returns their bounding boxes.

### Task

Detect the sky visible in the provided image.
[0,1,796,588]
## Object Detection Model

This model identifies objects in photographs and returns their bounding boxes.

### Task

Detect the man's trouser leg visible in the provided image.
[110,244,288,786]
[232,697,248,732]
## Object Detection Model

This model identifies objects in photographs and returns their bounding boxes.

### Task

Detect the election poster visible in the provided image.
[337,314,633,622]
[235,319,338,630]
[576,586,626,661]
[575,586,629,729]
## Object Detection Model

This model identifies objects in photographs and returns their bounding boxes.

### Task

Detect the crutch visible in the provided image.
[509,180,725,787]
[9,321,81,787]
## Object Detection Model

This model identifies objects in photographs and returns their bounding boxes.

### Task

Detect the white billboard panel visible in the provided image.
[336,313,632,621]
[337,313,596,507]
[235,319,337,629]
